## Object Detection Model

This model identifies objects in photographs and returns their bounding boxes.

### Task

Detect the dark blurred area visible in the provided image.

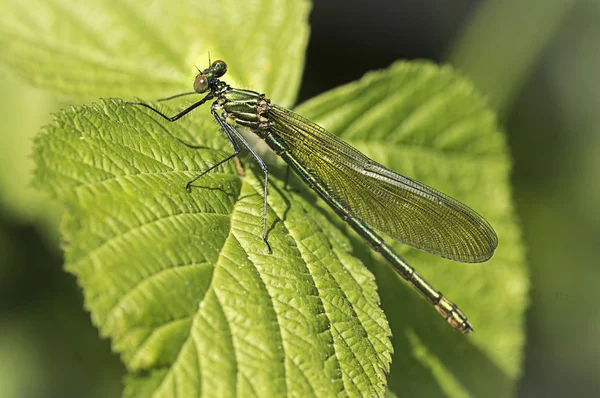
[299,0,475,102]
[1,0,598,397]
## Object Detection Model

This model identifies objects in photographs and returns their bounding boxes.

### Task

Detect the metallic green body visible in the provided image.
[131,60,498,333]
[220,87,477,333]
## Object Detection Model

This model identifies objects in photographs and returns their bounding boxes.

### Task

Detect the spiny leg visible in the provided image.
[182,108,242,191]
[128,94,240,191]
[126,92,214,122]
[129,95,272,254]
[127,93,218,149]
[212,111,272,254]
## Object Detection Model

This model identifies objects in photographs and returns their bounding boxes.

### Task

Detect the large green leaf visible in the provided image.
[296,61,527,397]
[33,59,526,397]
[33,99,392,397]
[0,0,309,107]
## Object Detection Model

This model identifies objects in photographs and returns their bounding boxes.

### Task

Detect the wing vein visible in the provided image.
[266,104,497,262]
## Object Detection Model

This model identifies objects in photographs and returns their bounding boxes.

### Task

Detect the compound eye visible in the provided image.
[211,60,227,78]
[194,74,209,93]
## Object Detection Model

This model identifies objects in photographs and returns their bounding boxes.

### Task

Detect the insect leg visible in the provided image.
[127,92,214,122]
[183,106,242,191]
[212,111,272,254]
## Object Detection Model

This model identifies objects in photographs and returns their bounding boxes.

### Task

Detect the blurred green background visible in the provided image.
[1,0,598,397]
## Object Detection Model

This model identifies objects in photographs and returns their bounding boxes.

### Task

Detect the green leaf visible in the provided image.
[296,61,528,397]
[0,0,310,106]
[33,99,392,397]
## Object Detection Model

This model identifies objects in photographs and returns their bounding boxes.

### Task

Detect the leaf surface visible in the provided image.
[33,99,392,397]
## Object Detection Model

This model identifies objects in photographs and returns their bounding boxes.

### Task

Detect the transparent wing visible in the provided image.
[268,104,498,263]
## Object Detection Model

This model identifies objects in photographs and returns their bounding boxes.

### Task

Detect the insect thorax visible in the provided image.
[220,88,271,136]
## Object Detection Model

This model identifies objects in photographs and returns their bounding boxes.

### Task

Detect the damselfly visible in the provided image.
[128,60,498,333]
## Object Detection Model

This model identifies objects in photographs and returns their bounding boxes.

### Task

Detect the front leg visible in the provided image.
[126,92,214,122]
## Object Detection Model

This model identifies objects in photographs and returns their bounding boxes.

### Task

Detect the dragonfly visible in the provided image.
[128,59,498,334]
